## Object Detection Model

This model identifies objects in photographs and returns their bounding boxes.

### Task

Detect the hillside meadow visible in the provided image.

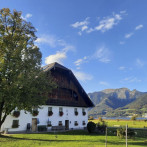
[0,130,147,147]
[91,119,147,128]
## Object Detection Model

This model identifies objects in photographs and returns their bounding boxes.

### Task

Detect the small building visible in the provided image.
[1,62,94,132]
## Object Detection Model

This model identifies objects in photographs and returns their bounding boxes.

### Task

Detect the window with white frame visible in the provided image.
[59,107,63,112]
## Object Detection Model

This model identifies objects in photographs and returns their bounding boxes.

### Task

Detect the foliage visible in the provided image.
[131,115,137,121]
[48,111,53,116]
[88,116,94,120]
[0,8,56,128]
[13,111,20,117]
[117,127,135,139]
[87,121,96,133]
[32,110,39,116]
[98,117,103,122]
[97,121,107,133]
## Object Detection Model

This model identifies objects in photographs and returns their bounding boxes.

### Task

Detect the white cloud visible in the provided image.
[74,56,88,69]
[135,24,143,30]
[21,13,32,20]
[71,11,126,35]
[136,58,144,67]
[94,47,111,63]
[35,35,56,48]
[73,71,93,81]
[119,66,126,70]
[125,33,134,39]
[71,17,89,28]
[99,81,109,86]
[45,51,66,65]
[95,13,122,32]
[121,77,141,83]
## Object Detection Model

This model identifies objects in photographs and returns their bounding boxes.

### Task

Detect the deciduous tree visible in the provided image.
[0,8,55,129]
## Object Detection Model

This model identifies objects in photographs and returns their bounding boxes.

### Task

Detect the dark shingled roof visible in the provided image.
[43,62,94,107]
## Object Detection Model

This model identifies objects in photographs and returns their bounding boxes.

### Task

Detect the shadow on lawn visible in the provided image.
[0,135,101,143]
[0,135,147,146]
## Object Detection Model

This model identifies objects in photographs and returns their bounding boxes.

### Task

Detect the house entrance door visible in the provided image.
[65,120,69,130]
[32,118,37,132]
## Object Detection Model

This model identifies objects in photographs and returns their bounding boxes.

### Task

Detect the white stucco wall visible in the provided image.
[1,105,88,132]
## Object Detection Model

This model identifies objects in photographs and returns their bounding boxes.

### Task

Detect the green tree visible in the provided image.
[0,8,55,129]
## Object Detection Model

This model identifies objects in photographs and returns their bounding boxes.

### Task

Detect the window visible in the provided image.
[12,120,19,128]
[47,121,52,127]
[48,107,53,116]
[74,108,78,116]
[58,121,62,126]
[82,108,86,116]
[74,121,78,126]
[48,107,52,111]
[59,107,63,112]
[73,91,78,101]
[83,121,86,126]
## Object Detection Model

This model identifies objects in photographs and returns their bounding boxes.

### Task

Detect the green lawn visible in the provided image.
[0,130,147,147]
[92,119,147,128]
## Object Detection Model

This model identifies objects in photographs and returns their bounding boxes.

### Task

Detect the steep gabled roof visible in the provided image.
[43,62,94,107]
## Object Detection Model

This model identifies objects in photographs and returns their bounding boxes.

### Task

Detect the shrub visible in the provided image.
[48,111,53,116]
[75,111,78,116]
[83,112,86,116]
[87,121,96,133]
[13,111,20,117]
[98,117,103,122]
[59,111,63,116]
[32,110,39,116]
[88,116,94,120]
[38,125,47,132]
[117,127,135,139]
[97,121,107,133]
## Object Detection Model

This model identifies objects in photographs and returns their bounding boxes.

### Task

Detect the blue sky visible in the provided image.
[1,0,147,93]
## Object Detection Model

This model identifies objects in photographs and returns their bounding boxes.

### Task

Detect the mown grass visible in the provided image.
[91,119,147,128]
[0,130,147,147]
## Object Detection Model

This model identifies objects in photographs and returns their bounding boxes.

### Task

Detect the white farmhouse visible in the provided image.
[1,62,94,133]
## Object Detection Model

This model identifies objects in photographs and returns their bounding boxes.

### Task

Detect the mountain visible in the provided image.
[88,88,146,117]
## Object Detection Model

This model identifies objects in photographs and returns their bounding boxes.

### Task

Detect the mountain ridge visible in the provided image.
[88,88,147,117]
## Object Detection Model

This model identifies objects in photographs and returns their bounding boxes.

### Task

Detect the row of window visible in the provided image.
[11,120,86,128]
[47,121,86,127]
[12,107,86,118]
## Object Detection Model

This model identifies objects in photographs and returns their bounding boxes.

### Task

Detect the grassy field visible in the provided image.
[91,119,147,128]
[0,130,147,147]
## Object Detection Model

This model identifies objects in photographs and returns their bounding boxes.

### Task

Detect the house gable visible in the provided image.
[44,62,94,108]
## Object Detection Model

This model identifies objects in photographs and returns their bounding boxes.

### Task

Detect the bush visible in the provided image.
[117,127,135,139]
[38,125,47,132]
[98,117,103,122]
[88,116,94,120]
[87,121,96,133]
[97,121,107,133]
[13,111,20,117]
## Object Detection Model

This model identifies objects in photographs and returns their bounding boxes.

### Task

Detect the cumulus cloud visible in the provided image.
[71,11,126,35]
[21,13,32,20]
[94,47,111,63]
[45,51,66,64]
[73,71,93,81]
[94,13,122,32]
[135,24,143,30]
[35,35,56,48]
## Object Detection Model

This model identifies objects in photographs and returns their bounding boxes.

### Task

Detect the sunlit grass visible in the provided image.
[0,130,147,147]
